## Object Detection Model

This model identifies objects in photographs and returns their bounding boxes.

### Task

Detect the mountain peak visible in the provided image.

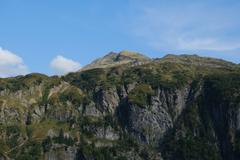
[104,51,118,57]
[80,51,151,71]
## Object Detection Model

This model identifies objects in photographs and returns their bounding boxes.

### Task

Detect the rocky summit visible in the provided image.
[80,51,151,71]
[0,52,240,160]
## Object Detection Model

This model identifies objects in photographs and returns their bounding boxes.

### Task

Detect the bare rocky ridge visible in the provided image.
[79,50,151,71]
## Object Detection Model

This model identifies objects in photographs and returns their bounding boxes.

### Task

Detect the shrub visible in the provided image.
[59,87,83,105]
[42,136,52,152]
[128,84,155,107]
[17,141,42,160]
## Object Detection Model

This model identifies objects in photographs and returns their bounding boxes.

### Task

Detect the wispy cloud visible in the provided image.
[128,1,240,52]
[0,47,29,77]
[177,38,240,51]
[50,55,81,75]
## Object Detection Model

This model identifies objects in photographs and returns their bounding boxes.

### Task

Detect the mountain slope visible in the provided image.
[0,53,240,160]
[159,54,236,68]
[80,50,151,71]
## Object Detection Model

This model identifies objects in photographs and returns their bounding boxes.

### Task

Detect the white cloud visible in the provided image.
[177,38,240,51]
[0,47,29,78]
[127,1,240,52]
[50,55,81,75]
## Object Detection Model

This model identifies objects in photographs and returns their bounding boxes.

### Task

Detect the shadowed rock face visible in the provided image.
[0,53,240,160]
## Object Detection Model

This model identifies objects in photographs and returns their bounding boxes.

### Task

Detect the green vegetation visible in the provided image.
[77,131,142,160]
[0,73,48,91]
[161,103,220,160]
[64,68,106,91]
[59,86,84,105]
[204,72,240,104]
[6,125,22,148]
[52,128,74,146]
[17,141,42,160]
[0,53,240,159]
[128,84,154,107]
[162,135,220,160]
[41,76,62,105]
[42,136,52,153]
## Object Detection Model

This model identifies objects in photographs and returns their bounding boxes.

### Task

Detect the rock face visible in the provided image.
[0,53,240,160]
[119,86,191,145]
[94,87,120,114]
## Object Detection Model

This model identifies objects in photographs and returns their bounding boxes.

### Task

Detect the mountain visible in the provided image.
[159,54,236,68]
[80,50,151,71]
[0,52,240,160]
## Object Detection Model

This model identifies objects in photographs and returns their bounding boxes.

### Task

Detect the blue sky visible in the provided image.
[0,0,240,77]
